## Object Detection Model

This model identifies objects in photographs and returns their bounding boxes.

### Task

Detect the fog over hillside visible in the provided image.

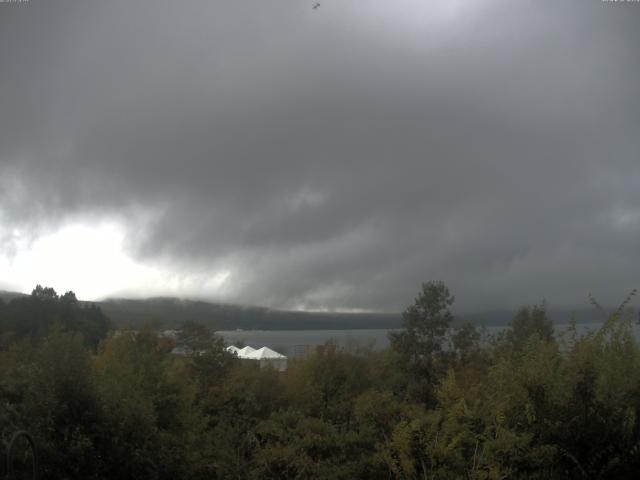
[0,286,623,330]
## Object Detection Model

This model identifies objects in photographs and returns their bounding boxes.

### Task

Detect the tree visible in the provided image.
[252,409,368,480]
[0,286,110,349]
[392,281,455,354]
[451,321,482,365]
[505,302,553,350]
[389,281,455,404]
[31,285,58,302]
[288,340,370,423]
[178,321,236,391]
[3,329,103,479]
[94,326,196,479]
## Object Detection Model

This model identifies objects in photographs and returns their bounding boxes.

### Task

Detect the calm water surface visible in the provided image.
[218,322,637,356]
[217,329,394,356]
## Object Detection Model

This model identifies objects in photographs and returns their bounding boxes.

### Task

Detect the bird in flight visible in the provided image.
[312,2,320,9]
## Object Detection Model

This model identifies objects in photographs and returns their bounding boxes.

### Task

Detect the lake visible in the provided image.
[217,329,394,356]
[218,322,639,357]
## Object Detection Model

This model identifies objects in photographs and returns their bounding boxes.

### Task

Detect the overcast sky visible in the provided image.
[0,0,638,312]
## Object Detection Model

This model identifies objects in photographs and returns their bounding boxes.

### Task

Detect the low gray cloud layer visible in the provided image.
[1,0,639,311]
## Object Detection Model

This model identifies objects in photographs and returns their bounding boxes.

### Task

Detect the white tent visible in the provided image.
[245,347,288,371]
[236,346,256,358]
[245,347,285,359]
[226,345,240,355]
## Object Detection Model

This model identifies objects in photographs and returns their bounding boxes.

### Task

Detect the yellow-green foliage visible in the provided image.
[1,292,640,479]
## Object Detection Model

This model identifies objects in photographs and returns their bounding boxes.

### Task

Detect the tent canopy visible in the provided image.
[237,346,257,358]
[245,347,286,360]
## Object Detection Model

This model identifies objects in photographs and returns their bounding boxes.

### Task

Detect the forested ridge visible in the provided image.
[99,297,403,331]
[0,283,639,479]
[0,290,606,331]
[96,298,607,331]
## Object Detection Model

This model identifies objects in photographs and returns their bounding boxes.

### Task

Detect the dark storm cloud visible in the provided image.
[1,0,639,311]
